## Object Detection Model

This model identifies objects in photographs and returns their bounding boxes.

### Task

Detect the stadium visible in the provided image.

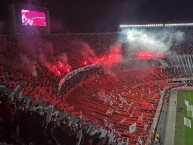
[0,1,193,145]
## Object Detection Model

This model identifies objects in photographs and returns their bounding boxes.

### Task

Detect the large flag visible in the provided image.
[184,117,191,128]
[129,122,136,133]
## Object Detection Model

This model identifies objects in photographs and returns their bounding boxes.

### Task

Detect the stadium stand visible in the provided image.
[1,31,193,145]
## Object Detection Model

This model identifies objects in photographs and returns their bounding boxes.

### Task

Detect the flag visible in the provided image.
[18,92,23,99]
[68,117,74,126]
[138,136,143,145]
[144,124,147,131]
[121,118,126,123]
[25,98,31,109]
[184,99,190,106]
[9,84,20,101]
[86,124,94,135]
[99,128,107,138]
[138,114,143,121]
[129,122,136,133]
[46,107,54,122]
[52,110,59,117]
[126,138,129,145]
[184,117,191,128]
[76,129,82,145]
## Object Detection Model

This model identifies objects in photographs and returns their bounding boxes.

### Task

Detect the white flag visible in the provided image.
[126,138,129,145]
[138,136,143,145]
[129,122,136,133]
[76,129,82,145]
[18,92,23,99]
[9,84,20,101]
[184,117,191,128]
[138,114,143,121]
[46,107,54,122]
[144,124,147,131]
[25,98,31,109]
[184,99,190,106]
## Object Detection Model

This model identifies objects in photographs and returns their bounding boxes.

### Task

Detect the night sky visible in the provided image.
[0,0,193,33]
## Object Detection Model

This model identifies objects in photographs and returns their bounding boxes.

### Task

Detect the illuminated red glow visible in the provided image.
[58,62,64,68]
[137,52,153,60]
[83,61,87,65]
[57,71,61,76]
[137,51,165,60]
[50,47,164,77]
[65,65,71,73]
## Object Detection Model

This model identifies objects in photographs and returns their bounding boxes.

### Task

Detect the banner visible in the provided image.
[184,117,191,128]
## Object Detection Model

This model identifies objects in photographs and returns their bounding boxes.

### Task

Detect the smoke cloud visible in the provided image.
[80,43,96,63]
[14,35,71,76]
[99,44,123,73]
[58,53,68,65]
[122,28,185,53]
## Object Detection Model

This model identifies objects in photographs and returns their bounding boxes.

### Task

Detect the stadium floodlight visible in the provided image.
[165,23,193,27]
[120,23,193,28]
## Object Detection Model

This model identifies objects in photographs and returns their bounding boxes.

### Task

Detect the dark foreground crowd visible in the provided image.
[0,88,128,145]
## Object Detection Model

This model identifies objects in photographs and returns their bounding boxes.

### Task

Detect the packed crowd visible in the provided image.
[0,87,128,145]
[0,62,169,145]
[64,68,169,142]
[1,31,193,145]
